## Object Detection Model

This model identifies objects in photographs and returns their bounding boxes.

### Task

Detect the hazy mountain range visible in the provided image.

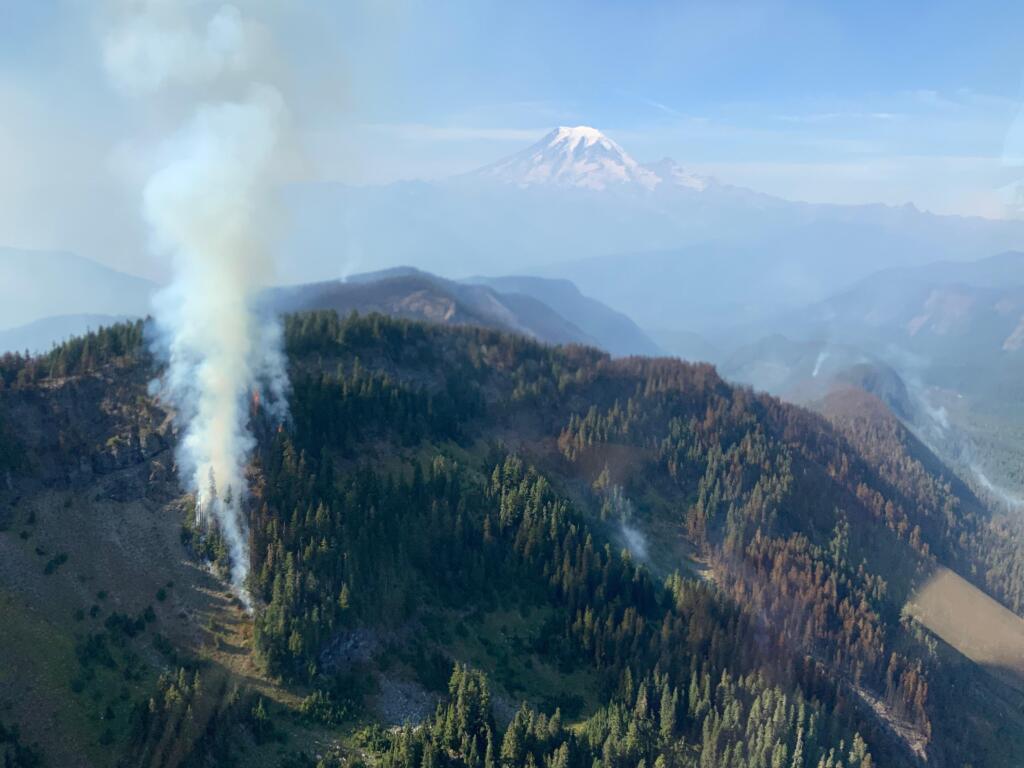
[268,266,660,356]
[0,248,155,331]
[9,125,1024,345]
[712,251,1024,502]
[459,273,660,356]
[4,128,1023,498]
[284,126,1024,331]
[0,313,132,357]
[723,251,1024,394]
[0,253,659,358]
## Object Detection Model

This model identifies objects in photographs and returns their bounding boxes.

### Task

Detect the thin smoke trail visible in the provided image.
[103,2,289,600]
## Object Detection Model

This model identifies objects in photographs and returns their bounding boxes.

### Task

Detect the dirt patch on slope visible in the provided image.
[905,566,1024,689]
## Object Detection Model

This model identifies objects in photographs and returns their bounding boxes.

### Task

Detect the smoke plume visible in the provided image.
[102,1,289,598]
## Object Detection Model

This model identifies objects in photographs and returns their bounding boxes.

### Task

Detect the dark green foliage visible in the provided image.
[380,665,500,768]
[0,411,22,473]
[103,611,148,639]
[181,502,234,580]
[298,672,372,726]
[76,633,117,670]
[4,310,1023,766]
[380,664,875,768]
[249,697,274,744]
[125,667,276,767]
[0,718,44,768]
[126,667,206,763]
[825,396,1024,614]
[289,360,479,454]
[244,312,1024,766]
[0,319,146,390]
[42,552,68,575]
[246,313,890,764]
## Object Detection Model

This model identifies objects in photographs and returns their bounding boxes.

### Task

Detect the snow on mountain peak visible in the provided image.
[547,125,612,151]
[472,125,657,190]
[472,126,710,192]
[643,157,710,192]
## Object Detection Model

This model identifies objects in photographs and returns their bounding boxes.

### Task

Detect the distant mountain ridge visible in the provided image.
[282,127,1024,328]
[0,248,155,331]
[0,314,130,356]
[709,251,1024,507]
[860,250,1024,289]
[270,268,597,348]
[461,273,661,356]
[269,266,661,356]
[766,251,1024,370]
[714,251,1024,409]
[0,252,660,357]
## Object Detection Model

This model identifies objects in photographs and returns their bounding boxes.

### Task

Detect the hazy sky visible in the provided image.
[3,0,1024,277]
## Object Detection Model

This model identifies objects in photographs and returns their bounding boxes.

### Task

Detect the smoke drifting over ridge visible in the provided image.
[102,1,290,597]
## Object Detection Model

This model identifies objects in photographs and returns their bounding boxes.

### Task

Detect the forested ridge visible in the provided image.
[2,311,1023,767]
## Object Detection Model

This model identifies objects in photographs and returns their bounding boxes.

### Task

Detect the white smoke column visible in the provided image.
[149,87,285,597]
[811,350,828,378]
[103,2,289,598]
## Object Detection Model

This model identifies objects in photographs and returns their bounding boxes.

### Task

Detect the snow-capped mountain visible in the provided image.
[282,126,1024,334]
[471,125,710,192]
[642,157,710,192]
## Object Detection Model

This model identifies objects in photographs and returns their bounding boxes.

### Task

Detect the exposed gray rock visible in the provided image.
[372,676,437,727]
[319,626,382,672]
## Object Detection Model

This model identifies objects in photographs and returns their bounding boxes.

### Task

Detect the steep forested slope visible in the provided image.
[1,314,1023,768]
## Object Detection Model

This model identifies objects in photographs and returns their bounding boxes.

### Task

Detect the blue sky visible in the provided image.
[2,0,1024,273]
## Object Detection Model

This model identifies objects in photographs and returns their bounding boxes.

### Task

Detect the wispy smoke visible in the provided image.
[811,350,828,378]
[102,1,289,598]
[103,3,257,94]
[620,522,650,563]
[970,464,1024,511]
[598,480,651,564]
[901,380,1024,514]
